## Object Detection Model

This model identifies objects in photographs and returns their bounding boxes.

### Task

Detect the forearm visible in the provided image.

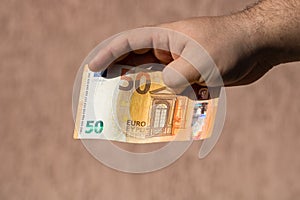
[235,0,300,64]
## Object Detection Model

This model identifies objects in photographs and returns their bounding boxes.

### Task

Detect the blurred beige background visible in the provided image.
[1,0,300,199]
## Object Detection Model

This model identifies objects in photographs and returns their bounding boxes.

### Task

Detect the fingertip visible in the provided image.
[153,49,173,64]
[88,59,98,72]
[88,50,111,72]
[162,66,189,93]
[162,66,178,88]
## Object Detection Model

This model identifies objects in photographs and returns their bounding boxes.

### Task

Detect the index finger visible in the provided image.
[88,27,187,72]
[89,29,154,72]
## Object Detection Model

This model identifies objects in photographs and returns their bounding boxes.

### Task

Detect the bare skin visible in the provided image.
[89,0,300,88]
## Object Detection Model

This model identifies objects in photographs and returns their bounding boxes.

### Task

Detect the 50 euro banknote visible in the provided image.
[73,64,220,143]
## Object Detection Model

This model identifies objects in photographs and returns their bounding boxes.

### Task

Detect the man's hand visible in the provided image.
[89,0,300,88]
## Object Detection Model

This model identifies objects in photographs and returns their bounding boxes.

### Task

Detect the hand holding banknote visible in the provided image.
[80,0,300,143]
[73,0,300,172]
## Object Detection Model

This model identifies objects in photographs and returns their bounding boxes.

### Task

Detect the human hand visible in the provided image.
[89,0,300,88]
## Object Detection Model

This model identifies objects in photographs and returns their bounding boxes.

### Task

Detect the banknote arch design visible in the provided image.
[72,27,227,173]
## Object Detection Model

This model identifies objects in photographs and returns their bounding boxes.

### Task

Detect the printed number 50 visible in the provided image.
[119,72,151,94]
[85,120,104,134]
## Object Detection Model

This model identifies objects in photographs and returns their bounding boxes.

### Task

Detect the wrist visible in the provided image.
[227,11,262,57]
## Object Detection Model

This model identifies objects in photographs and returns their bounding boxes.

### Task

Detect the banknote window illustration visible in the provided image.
[150,99,173,136]
[152,103,168,133]
[150,92,176,136]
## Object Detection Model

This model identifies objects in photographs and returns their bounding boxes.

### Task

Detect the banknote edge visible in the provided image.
[73,64,89,139]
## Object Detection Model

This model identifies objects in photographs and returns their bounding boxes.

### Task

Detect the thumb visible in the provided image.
[162,57,200,93]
